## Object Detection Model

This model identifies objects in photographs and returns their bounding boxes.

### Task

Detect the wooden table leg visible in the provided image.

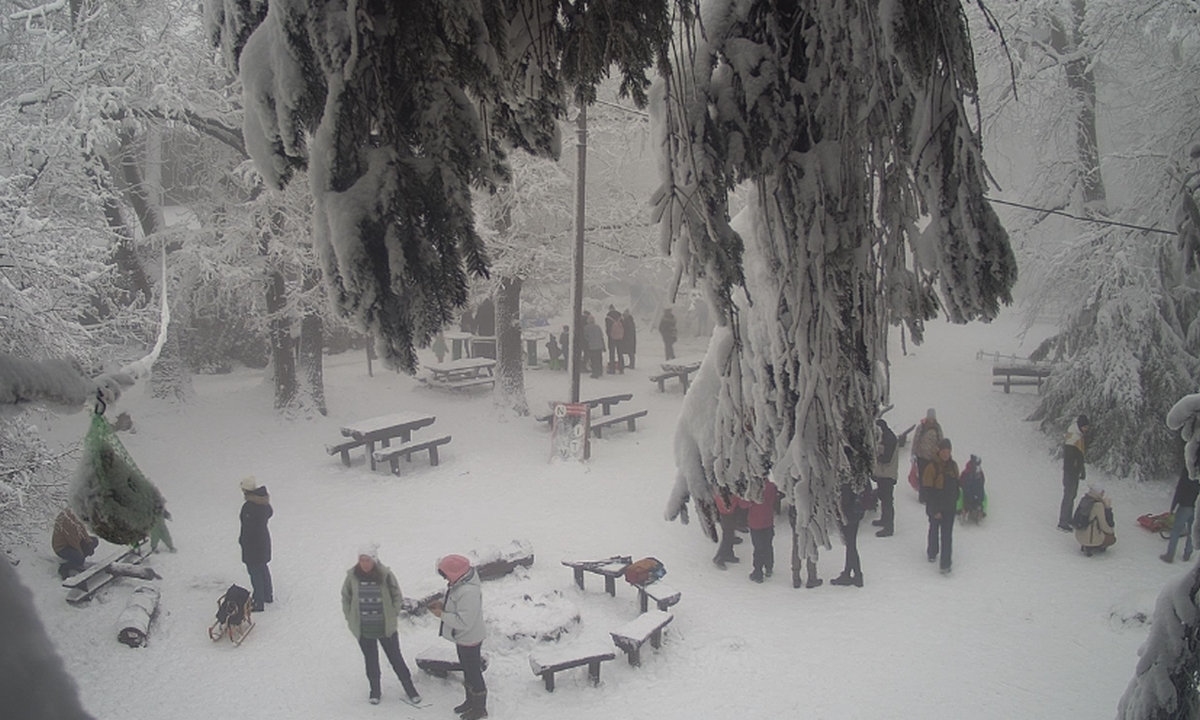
[604,576,616,596]
[573,568,585,590]
[589,660,603,684]
[543,671,555,692]
[367,441,377,471]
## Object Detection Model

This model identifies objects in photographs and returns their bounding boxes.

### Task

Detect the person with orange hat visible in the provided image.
[429,554,487,719]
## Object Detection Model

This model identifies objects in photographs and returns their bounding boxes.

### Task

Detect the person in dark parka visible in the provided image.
[1163,465,1200,563]
[923,438,960,574]
[621,309,637,369]
[1057,415,1091,532]
[238,476,273,611]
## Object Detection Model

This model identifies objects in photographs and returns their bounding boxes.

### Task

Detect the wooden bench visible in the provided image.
[589,409,647,439]
[434,376,495,391]
[415,644,490,678]
[326,437,367,467]
[991,364,1052,393]
[536,393,635,425]
[373,435,452,475]
[650,362,701,393]
[634,580,681,613]
[529,643,616,691]
[562,556,631,597]
[62,545,150,604]
[610,610,674,667]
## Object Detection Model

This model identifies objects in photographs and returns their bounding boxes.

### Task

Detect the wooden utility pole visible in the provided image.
[569,102,588,403]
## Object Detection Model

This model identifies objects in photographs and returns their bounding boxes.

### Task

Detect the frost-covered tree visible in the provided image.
[204,0,673,372]
[655,0,1016,577]
[995,0,1200,480]
[1118,393,1200,719]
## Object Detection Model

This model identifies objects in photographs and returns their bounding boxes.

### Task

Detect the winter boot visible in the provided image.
[460,689,488,720]
[749,569,764,583]
[876,527,893,537]
[830,571,854,586]
[852,572,864,587]
[453,685,471,714]
[804,560,822,588]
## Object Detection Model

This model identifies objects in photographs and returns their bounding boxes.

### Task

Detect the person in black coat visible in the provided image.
[239,476,274,611]
[831,482,865,587]
[922,438,960,574]
[620,309,637,369]
[1162,466,1200,563]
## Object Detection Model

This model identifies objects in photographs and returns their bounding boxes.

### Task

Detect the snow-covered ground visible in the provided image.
[12,311,1183,719]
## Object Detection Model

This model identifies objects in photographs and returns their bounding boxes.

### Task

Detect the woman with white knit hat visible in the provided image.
[341,543,421,706]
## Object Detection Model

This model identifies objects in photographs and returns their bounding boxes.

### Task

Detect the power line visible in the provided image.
[988,197,1177,237]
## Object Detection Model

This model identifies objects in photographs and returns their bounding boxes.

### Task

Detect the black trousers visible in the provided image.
[359,632,415,696]
[875,478,896,529]
[1059,473,1081,527]
[457,642,486,694]
[750,527,774,573]
[841,518,861,576]
[588,350,604,378]
[715,511,738,562]
[927,513,955,569]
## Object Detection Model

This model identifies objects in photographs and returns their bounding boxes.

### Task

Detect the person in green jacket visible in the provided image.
[341,545,420,706]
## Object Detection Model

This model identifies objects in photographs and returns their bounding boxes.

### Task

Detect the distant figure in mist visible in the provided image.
[583,314,606,379]
[475,298,495,337]
[605,305,624,374]
[546,334,563,371]
[620,309,637,369]
[459,307,475,335]
[659,308,678,361]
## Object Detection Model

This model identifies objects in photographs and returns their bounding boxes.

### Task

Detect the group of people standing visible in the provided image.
[341,547,488,718]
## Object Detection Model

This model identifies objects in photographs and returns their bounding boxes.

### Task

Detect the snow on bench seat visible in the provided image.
[635,580,681,613]
[528,641,616,692]
[372,435,452,475]
[610,610,674,667]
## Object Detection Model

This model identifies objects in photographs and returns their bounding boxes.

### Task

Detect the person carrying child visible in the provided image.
[429,554,488,720]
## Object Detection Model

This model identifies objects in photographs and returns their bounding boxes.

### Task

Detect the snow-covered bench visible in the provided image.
[562,556,631,597]
[62,545,151,604]
[589,409,648,439]
[372,435,452,475]
[634,580,681,613]
[610,610,674,666]
[528,642,615,691]
[415,644,490,678]
[326,437,368,467]
[991,364,1051,394]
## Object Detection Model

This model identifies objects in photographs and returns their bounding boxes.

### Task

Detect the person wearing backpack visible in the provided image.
[1074,482,1115,556]
[1058,414,1092,532]
[1161,466,1199,563]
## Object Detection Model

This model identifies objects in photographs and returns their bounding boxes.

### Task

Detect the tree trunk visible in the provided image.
[265,261,296,410]
[298,266,327,415]
[148,325,193,403]
[1050,0,1107,212]
[496,275,528,416]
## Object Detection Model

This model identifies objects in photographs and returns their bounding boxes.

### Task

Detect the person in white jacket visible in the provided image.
[1075,483,1115,557]
[429,554,487,719]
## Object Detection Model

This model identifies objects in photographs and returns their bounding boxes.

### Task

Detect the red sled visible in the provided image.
[1137,512,1174,539]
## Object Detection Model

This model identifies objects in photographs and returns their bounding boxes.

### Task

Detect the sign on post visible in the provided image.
[550,402,590,461]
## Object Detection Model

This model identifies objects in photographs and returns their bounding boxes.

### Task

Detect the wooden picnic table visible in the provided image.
[340,412,437,471]
[535,393,633,424]
[428,357,496,382]
[652,359,703,393]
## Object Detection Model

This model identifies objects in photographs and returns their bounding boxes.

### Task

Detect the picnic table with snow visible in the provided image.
[562,555,632,597]
[329,412,437,471]
[535,393,633,424]
[651,358,704,393]
[424,357,496,391]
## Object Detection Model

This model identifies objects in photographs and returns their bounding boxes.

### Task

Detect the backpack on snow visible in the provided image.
[1072,495,1097,530]
[624,557,665,585]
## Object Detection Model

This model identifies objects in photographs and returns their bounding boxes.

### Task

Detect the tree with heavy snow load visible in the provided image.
[1118,392,1200,719]
[203,0,674,372]
[653,0,1015,571]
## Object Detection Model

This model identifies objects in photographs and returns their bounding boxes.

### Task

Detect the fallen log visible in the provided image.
[116,585,160,648]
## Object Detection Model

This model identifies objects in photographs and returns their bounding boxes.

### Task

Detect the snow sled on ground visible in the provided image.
[1137,512,1174,539]
[208,584,255,646]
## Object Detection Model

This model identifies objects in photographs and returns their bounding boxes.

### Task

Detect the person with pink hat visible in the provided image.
[429,554,487,719]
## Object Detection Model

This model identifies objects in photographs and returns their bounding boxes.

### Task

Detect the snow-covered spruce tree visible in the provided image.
[1017,1,1200,480]
[203,0,673,372]
[1117,393,1200,719]
[655,0,1016,572]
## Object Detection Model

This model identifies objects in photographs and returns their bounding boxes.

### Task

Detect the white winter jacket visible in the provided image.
[439,568,485,646]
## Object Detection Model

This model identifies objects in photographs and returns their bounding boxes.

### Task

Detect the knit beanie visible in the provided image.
[938,438,952,451]
[437,554,472,584]
[358,542,379,562]
[240,476,258,492]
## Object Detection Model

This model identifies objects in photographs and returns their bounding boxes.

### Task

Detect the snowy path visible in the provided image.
[14,313,1184,719]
